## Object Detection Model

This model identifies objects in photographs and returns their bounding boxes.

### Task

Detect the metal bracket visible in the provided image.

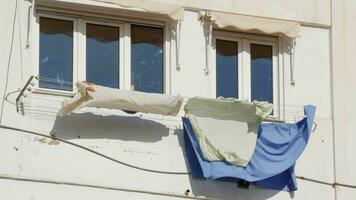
[200,10,213,76]
[16,75,38,114]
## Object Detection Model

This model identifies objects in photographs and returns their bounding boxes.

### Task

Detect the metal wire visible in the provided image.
[38,76,74,85]
[5,89,21,105]
[1,124,354,189]
[0,0,18,124]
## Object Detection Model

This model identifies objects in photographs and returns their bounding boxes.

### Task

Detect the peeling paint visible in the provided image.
[48,139,60,145]
[36,137,60,145]
[37,137,47,144]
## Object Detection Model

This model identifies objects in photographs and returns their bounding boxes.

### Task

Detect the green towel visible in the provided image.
[184,97,273,166]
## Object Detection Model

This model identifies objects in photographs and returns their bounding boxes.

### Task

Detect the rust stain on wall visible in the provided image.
[37,138,47,144]
[48,139,60,145]
[36,137,60,145]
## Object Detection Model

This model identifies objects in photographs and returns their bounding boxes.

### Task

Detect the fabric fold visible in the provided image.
[183,105,316,191]
[58,82,183,116]
[184,97,273,166]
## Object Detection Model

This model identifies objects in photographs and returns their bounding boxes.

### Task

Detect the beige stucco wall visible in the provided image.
[151,0,331,26]
[0,0,355,199]
[332,0,356,189]
[41,0,331,26]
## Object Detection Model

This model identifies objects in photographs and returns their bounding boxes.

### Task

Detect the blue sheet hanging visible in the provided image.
[183,105,316,191]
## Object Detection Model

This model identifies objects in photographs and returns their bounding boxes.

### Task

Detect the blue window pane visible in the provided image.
[39,17,73,91]
[251,44,273,103]
[86,24,120,88]
[216,39,238,98]
[131,25,163,93]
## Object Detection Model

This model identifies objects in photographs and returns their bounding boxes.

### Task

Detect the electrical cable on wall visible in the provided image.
[1,124,354,190]
[0,3,344,190]
[0,0,18,124]
[17,0,24,84]
[0,125,190,175]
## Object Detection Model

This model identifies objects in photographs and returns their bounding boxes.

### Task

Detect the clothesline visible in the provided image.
[38,76,73,84]
[16,75,318,131]
[10,76,319,192]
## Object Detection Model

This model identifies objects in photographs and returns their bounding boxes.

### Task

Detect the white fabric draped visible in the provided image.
[184,97,273,166]
[58,82,184,116]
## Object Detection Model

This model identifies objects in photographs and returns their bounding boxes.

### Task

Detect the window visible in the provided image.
[250,44,273,103]
[216,39,239,98]
[35,13,166,94]
[86,24,120,88]
[39,17,74,91]
[131,25,164,93]
[213,31,279,115]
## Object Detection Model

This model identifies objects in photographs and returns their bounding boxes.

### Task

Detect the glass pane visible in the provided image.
[39,17,73,91]
[216,39,238,98]
[251,44,273,103]
[131,25,163,93]
[86,24,120,88]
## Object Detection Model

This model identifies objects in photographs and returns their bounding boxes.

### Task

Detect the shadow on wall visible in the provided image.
[50,114,288,200]
[185,173,286,200]
[188,177,286,200]
[175,127,286,200]
[50,112,170,143]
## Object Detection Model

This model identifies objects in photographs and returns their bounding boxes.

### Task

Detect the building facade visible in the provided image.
[0,0,355,199]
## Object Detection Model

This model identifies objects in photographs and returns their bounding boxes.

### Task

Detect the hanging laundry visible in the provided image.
[183,105,316,191]
[58,81,183,116]
[184,97,273,166]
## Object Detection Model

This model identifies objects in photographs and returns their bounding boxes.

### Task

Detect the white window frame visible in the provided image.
[33,12,79,95]
[79,18,124,89]
[211,36,243,99]
[212,30,283,119]
[33,11,170,95]
[127,23,168,93]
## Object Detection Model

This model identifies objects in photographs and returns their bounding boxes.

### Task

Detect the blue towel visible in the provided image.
[183,105,316,191]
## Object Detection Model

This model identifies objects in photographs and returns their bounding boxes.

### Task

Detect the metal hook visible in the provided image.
[16,75,38,114]
[312,121,317,133]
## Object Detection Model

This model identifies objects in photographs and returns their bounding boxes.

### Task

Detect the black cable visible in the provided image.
[0,0,345,189]
[296,176,356,189]
[0,124,190,175]
[2,124,356,189]
[0,0,190,175]
[0,0,18,124]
